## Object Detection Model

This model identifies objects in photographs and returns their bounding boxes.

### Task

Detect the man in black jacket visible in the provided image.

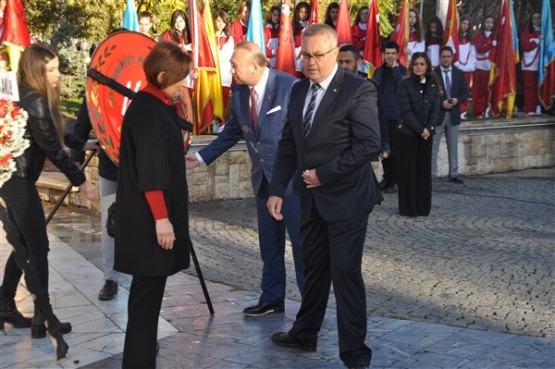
[432,46,469,184]
[373,41,407,194]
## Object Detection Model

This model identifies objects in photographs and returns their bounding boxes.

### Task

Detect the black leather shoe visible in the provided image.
[347,366,369,369]
[0,299,32,328]
[243,302,284,316]
[31,317,72,339]
[448,176,464,184]
[98,280,118,301]
[271,331,316,352]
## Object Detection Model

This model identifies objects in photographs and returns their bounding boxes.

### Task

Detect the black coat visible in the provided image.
[396,75,441,137]
[373,63,407,120]
[270,67,383,222]
[114,91,191,276]
[14,86,85,186]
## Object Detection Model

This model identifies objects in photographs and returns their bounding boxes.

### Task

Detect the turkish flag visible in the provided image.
[275,0,296,76]
[309,0,318,25]
[336,0,352,45]
[363,0,382,77]
[443,0,459,62]
[488,0,517,117]
[1,0,29,49]
[390,0,409,66]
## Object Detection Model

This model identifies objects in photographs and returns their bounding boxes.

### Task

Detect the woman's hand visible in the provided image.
[155,218,175,250]
[420,128,431,140]
[79,179,97,200]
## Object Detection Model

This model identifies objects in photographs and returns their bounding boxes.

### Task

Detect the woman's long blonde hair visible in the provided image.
[17,43,65,144]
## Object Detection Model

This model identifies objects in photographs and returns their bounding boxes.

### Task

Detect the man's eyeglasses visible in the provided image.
[300,47,336,62]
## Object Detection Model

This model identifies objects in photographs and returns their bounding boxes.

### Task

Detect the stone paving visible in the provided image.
[182,168,555,339]
[1,168,552,368]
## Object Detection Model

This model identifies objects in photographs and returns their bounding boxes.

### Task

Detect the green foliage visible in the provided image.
[57,41,88,100]
[61,97,82,119]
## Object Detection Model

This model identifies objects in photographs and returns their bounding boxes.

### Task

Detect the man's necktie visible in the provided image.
[303,83,321,138]
[443,69,452,99]
[250,87,258,131]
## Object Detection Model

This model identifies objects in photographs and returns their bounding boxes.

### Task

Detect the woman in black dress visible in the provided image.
[396,52,442,216]
[115,41,192,369]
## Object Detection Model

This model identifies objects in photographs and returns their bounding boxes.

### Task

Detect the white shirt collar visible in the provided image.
[309,64,338,92]
[252,67,270,100]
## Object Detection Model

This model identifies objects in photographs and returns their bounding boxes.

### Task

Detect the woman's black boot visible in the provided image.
[31,308,72,339]
[0,298,32,329]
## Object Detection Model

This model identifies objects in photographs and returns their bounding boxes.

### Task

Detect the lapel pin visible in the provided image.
[333,88,337,93]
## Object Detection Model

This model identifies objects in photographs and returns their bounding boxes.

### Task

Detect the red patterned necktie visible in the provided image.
[250,87,258,131]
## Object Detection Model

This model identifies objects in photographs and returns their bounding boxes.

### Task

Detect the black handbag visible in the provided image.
[106,202,116,238]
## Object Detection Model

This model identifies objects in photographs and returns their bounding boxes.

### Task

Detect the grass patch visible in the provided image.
[61,97,82,119]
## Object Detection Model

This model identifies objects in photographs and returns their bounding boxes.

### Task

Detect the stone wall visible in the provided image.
[434,118,555,177]
[37,116,555,206]
[186,138,253,202]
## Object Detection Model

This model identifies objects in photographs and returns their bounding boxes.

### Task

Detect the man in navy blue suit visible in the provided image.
[185,42,304,316]
[432,46,469,183]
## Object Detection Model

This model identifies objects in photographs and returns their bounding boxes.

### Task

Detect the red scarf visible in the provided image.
[141,83,176,106]
[141,83,188,121]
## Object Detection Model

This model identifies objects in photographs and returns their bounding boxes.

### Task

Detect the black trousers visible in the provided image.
[381,119,400,184]
[0,176,49,299]
[397,133,433,216]
[290,203,372,368]
[122,275,167,369]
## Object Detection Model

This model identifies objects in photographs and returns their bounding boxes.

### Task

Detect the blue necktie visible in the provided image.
[303,83,321,138]
[443,69,452,99]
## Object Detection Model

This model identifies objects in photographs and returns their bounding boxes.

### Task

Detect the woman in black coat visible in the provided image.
[0,44,96,336]
[396,52,442,216]
[114,41,192,369]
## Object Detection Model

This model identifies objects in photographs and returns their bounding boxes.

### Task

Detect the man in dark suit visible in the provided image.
[267,24,382,369]
[337,44,389,165]
[185,42,304,316]
[432,46,469,183]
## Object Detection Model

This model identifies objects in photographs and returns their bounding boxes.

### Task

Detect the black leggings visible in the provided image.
[0,176,49,299]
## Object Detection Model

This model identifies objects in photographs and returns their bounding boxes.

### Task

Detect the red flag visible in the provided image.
[363,0,382,77]
[309,0,318,25]
[1,0,29,49]
[2,0,30,72]
[336,0,352,45]
[443,0,460,62]
[488,0,517,117]
[190,0,221,133]
[390,0,409,66]
[276,0,296,76]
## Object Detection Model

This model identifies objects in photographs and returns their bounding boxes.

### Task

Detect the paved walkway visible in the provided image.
[0,168,554,368]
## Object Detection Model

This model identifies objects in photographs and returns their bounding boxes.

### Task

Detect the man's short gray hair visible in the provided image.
[302,24,338,45]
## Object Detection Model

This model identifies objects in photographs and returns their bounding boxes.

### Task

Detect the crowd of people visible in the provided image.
[126,4,547,123]
[0,3,551,369]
